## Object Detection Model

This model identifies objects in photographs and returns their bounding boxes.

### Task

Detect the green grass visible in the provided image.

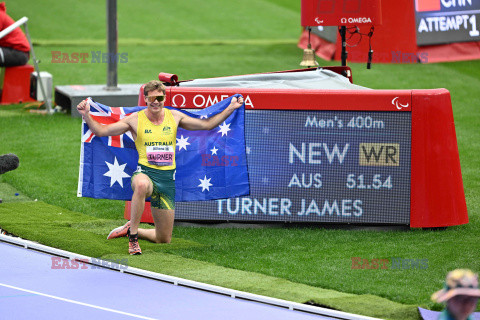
[0,182,31,202]
[32,43,307,85]
[1,0,480,319]
[12,0,300,41]
[0,200,420,319]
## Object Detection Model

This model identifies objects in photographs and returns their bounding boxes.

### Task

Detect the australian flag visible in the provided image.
[77,95,249,202]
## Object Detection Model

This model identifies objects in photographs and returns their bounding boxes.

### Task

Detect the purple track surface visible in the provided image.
[0,242,335,320]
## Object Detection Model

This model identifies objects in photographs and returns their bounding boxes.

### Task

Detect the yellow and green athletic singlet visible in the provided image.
[135,109,177,170]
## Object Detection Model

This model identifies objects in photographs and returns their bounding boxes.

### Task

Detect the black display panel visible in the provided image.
[176,110,411,224]
[415,0,480,45]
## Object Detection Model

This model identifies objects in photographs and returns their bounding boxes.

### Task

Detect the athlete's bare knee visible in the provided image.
[133,179,150,195]
[155,235,171,244]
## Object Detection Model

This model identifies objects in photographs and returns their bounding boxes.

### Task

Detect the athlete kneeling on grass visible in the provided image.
[77,80,243,255]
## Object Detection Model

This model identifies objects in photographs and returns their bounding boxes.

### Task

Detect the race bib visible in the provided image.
[146,145,174,166]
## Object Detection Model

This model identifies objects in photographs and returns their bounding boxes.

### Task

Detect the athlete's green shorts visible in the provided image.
[132,164,175,210]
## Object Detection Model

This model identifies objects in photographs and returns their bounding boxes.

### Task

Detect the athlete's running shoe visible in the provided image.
[129,238,142,255]
[107,221,131,240]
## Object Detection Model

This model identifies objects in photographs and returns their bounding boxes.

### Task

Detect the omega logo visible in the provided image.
[172,94,186,107]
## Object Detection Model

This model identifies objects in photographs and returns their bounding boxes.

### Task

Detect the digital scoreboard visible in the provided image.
[176,110,411,224]
[301,0,382,26]
[125,74,468,227]
[415,0,480,45]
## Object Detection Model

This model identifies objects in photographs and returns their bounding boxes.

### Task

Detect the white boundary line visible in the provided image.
[0,283,158,320]
[0,234,382,320]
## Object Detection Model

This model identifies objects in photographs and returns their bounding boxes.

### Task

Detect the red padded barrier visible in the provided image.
[410,89,468,227]
[0,64,36,104]
[137,84,146,106]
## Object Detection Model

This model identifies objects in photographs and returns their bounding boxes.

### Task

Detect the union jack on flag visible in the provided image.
[81,100,144,148]
[77,96,249,202]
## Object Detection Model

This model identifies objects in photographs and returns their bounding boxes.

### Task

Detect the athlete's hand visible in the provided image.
[76,100,90,116]
[229,96,244,110]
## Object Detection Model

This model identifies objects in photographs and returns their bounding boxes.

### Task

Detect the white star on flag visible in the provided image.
[246,146,251,154]
[177,135,191,151]
[198,175,213,192]
[210,146,218,155]
[218,122,231,136]
[103,157,130,187]
[200,115,208,119]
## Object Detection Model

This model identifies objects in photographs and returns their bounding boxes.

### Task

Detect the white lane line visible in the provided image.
[0,283,158,320]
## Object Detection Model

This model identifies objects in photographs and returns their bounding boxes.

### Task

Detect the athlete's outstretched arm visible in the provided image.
[172,96,243,131]
[77,100,132,137]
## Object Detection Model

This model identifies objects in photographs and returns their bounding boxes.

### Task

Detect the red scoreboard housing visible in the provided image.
[124,69,468,228]
[301,0,382,26]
